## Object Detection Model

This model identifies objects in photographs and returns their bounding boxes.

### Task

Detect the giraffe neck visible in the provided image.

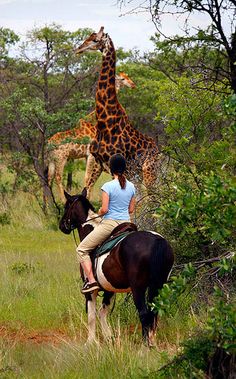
[96,35,117,120]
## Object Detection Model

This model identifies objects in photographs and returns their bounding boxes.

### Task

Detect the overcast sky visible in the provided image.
[0,0,216,53]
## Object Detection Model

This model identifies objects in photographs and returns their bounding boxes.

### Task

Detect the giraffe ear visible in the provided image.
[97,26,104,39]
[81,187,87,198]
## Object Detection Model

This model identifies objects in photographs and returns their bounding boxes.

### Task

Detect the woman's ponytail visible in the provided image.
[118,173,126,189]
[109,154,127,189]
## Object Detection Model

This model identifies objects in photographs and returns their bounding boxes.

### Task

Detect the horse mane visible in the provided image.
[72,194,95,214]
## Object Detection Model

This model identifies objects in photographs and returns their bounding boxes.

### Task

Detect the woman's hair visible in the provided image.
[117,173,126,189]
[109,154,126,189]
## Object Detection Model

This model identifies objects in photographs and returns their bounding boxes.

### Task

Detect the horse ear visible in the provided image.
[64,190,71,201]
[81,187,87,198]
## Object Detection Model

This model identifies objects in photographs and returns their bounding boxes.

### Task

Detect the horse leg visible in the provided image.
[132,287,156,347]
[85,291,99,345]
[98,292,114,342]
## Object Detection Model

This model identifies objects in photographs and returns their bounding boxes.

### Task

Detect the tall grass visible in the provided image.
[0,170,201,378]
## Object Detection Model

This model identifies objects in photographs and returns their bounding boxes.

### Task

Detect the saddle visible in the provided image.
[93,222,137,258]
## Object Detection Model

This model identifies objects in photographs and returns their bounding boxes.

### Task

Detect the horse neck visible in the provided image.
[77,209,101,241]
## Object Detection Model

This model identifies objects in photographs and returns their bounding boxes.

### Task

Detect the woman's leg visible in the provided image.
[77,220,125,293]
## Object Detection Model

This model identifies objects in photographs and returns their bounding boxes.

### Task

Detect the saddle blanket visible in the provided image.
[94,231,131,258]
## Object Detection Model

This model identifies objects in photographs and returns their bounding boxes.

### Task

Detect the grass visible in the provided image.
[0,337,172,379]
[0,169,201,378]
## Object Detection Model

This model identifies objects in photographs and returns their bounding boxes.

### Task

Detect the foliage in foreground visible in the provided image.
[152,256,236,378]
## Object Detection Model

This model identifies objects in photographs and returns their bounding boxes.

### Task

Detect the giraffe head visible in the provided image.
[75,26,109,55]
[116,72,136,90]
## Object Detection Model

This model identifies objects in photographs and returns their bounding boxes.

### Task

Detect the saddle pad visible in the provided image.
[95,231,131,258]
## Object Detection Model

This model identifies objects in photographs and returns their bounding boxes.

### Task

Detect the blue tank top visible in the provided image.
[101,178,135,220]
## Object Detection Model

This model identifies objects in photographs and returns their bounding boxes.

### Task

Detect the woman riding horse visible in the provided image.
[59,181,174,346]
[76,153,136,294]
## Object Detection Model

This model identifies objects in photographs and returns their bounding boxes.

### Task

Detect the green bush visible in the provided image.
[0,212,11,225]
[155,172,236,260]
[155,255,236,378]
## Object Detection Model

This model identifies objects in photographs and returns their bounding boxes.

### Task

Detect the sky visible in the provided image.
[0,0,218,53]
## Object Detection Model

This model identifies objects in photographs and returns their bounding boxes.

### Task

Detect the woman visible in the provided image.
[77,153,136,294]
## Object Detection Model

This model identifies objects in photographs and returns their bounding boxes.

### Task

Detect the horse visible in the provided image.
[59,188,174,347]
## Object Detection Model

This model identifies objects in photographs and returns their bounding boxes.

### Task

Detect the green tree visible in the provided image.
[118,0,236,93]
[0,25,99,210]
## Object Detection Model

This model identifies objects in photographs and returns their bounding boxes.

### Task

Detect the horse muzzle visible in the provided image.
[59,219,73,234]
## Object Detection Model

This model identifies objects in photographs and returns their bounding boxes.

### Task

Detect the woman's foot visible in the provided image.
[81,281,100,294]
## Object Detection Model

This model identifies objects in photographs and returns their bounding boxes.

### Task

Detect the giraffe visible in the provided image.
[75,27,159,191]
[47,72,136,202]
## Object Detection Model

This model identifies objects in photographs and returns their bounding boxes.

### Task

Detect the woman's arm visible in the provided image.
[129,196,136,214]
[98,190,109,215]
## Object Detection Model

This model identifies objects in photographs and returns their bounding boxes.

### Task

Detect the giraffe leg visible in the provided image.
[55,157,67,203]
[47,161,55,188]
[142,156,157,191]
[84,154,103,199]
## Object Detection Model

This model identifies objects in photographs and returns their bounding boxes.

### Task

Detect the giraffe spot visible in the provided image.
[111,136,117,144]
[107,118,116,127]
[103,152,110,162]
[97,122,107,131]
[107,88,116,98]
[107,106,116,114]
[108,98,115,105]
[99,99,106,106]
[100,75,108,81]
[99,146,105,154]
[99,82,106,90]
[111,125,121,134]
[97,105,103,113]
[100,110,107,119]
[109,77,115,85]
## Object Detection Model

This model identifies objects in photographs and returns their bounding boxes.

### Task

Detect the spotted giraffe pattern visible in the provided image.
[76,27,159,188]
[47,73,135,201]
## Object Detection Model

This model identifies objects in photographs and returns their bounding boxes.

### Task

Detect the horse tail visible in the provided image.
[148,237,174,303]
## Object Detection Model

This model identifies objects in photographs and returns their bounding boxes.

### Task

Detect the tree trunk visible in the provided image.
[229,31,236,93]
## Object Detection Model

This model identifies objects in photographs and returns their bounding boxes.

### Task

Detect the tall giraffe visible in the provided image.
[75,27,159,189]
[47,73,135,201]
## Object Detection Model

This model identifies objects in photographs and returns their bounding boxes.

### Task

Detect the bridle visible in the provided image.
[63,197,102,232]
[63,197,81,232]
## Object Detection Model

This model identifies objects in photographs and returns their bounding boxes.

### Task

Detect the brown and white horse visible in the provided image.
[59,188,174,346]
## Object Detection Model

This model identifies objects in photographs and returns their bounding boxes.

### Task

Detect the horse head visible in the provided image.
[59,188,95,234]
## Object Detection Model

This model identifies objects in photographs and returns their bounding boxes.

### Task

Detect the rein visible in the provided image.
[64,198,102,246]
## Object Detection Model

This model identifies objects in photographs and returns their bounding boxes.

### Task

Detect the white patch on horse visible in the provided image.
[82,209,102,228]
[95,253,131,293]
[98,302,113,340]
[86,291,98,344]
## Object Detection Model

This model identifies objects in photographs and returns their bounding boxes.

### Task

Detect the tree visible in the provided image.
[118,0,236,93]
[0,25,99,211]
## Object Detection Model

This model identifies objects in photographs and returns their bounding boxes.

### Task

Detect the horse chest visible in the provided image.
[95,252,131,293]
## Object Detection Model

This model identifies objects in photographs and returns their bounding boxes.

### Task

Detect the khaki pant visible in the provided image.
[76,219,128,263]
